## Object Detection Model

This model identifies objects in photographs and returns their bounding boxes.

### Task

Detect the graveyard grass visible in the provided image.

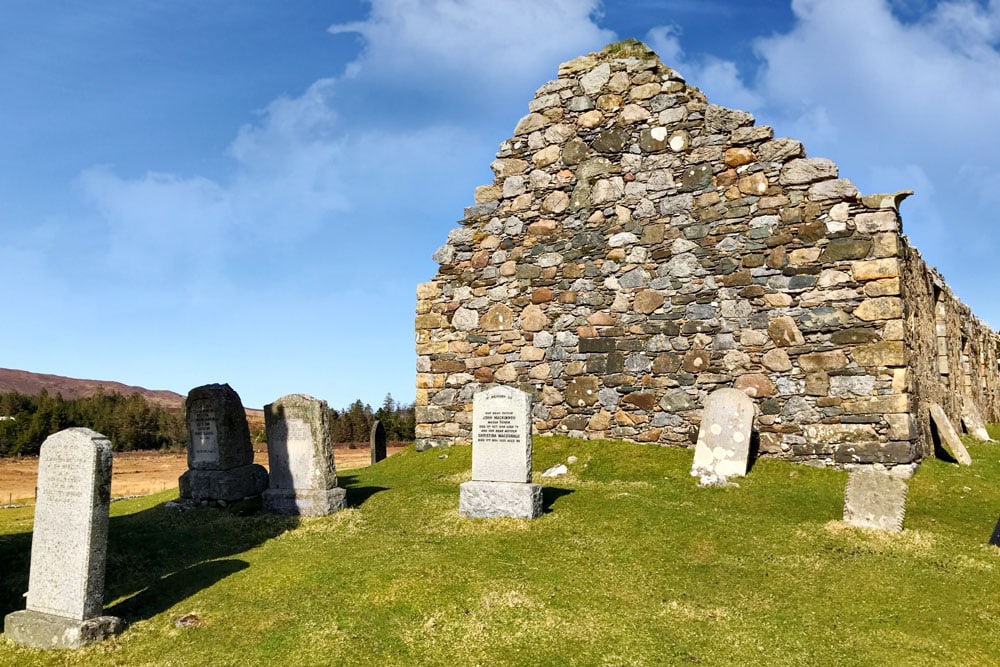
[2,435,1000,665]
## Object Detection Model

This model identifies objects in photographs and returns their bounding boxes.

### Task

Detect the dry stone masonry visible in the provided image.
[4,428,123,649]
[415,40,1000,469]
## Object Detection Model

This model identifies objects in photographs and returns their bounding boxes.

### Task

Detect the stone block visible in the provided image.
[886,413,917,441]
[262,487,347,517]
[844,468,907,532]
[851,341,906,367]
[179,464,268,502]
[799,350,848,371]
[459,481,542,519]
[4,611,124,651]
[853,297,903,321]
[851,258,900,281]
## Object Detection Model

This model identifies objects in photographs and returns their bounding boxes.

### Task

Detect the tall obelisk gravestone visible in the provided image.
[263,394,346,516]
[4,428,123,649]
[179,383,268,503]
[459,386,542,519]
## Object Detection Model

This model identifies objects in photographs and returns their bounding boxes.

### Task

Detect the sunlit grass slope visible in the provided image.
[1,435,998,666]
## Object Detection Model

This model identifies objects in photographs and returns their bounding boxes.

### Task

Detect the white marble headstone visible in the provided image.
[691,388,755,485]
[471,385,533,483]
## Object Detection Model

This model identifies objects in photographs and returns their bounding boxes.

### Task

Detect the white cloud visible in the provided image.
[329,0,615,104]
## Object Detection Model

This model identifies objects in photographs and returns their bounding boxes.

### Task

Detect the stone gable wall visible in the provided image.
[415,41,1000,466]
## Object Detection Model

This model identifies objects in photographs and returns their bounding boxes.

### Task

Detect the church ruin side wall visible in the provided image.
[415,41,997,467]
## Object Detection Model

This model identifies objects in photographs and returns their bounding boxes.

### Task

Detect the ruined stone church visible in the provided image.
[415,40,999,467]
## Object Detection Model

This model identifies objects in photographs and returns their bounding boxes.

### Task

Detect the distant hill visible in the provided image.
[0,368,185,411]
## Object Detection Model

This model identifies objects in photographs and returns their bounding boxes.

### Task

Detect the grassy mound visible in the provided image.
[1,436,999,665]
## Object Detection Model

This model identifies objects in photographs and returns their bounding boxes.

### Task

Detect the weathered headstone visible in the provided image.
[961,400,993,442]
[4,428,123,649]
[178,383,268,502]
[370,420,387,464]
[691,388,755,485]
[263,394,346,516]
[459,386,542,519]
[990,517,1000,547]
[843,468,908,532]
[928,403,972,465]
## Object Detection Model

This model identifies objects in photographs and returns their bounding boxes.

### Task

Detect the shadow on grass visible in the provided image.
[338,472,388,508]
[0,500,298,621]
[108,559,249,622]
[542,486,574,513]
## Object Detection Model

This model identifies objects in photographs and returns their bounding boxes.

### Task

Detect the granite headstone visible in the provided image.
[843,468,908,532]
[691,388,755,485]
[263,394,346,516]
[178,383,268,502]
[460,386,542,519]
[961,400,993,442]
[4,428,123,649]
[990,517,1000,547]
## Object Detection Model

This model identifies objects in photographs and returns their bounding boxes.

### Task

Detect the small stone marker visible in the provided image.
[460,386,542,519]
[4,428,123,649]
[928,403,972,465]
[370,419,387,464]
[691,388,755,486]
[990,517,1000,547]
[179,383,269,502]
[843,468,908,532]
[961,400,993,442]
[263,394,346,516]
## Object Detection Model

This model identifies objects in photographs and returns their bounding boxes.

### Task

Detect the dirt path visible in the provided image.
[0,445,405,505]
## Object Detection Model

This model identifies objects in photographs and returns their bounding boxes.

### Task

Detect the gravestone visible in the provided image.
[691,388,755,486]
[990,517,1000,547]
[263,394,346,516]
[928,403,972,465]
[370,420,387,464]
[961,400,993,442]
[843,468,908,532]
[459,386,542,519]
[178,383,268,502]
[4,428,123,649]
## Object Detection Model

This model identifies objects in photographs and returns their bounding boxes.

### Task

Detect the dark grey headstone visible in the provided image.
[990,517,1000,547]
[263,394,345,516]
[4,428,123,649]
[178,383,268,502]
[370,420,387,464]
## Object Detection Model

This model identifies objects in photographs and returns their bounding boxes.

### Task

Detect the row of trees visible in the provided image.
[329,394,415,445]
[0,390,186,456]
[0,390,418,456]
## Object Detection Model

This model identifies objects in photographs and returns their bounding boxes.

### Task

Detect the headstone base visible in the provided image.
[179,463,268,502]
[843,468,908,532]
[4,610,123,650]
[263,487,347,517]
[459,481,542,519]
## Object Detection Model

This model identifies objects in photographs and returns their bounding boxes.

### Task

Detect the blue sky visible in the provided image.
[2,0,999,410]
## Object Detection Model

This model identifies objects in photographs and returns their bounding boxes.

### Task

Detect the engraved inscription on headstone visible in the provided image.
[3,428,123,649]
[188,399,219,467]
[471,386,532,484]
[268,417,314,490]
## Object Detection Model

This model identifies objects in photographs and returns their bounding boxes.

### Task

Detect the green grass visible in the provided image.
[1,436,999,666]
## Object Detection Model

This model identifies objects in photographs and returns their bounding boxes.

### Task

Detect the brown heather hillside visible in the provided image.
[0,368,185,411]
